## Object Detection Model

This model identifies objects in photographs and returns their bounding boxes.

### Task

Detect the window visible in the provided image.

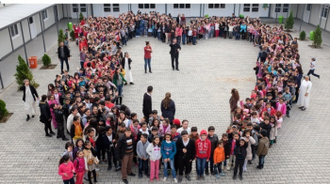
[10,24,19,37]
[306,4,311,11]
[138,4,155,9]
[321,6,329,18]
[150,4,155,9]
[72,4,78,12]
[104,4,111,12]
[283,4,289,13]
[42,10,48,20]
[208,4,226,9]
[144,4,149,9]
[113,4,120,12]
[173,4,190,9]
[80,4,86,12]
[28,17,33,24]
[138,4,143,9]
[275,4,281,12]
[243,4,250,12]
[252,4,259,12]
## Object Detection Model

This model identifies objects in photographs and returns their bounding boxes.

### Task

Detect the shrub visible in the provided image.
[42,54,52,68]
[70,30,75,41]
[285,11,294,30]
[14,55,39,89]
[299,31,306,40]
[79,12,84,22]
[58,29,65,46]
[0,99,9,120]
[313,25,323,48]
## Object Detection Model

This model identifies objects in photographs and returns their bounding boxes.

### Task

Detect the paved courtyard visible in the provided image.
[0,27,330,184]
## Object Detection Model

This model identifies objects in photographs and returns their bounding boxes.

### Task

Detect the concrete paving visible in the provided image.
[0,21,330,184]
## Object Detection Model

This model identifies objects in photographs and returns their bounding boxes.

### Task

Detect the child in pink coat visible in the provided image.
[74,150,85,184]
[58,154,75,184]
[276,98,287,116]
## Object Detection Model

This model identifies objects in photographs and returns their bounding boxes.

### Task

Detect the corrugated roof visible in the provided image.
[0,4,54,30]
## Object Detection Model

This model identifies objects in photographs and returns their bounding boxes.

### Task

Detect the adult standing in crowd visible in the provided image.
[20,79,39,121]
[144,41,152,73]
[257,130,269,169]
[58,41,70,74]
[169,38,181,71]
[161,92,176,123]
[122,52,134,85]
[297,76,312,111]
[143,86,153,123]
[39,95,55,137]
[229,88,239,122]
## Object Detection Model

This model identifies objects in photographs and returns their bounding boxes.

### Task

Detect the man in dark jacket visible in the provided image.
[233,138,248,180]
[142,86,153,123]
[257,130,269,169]
[58,41,70,74]
[115,128,136,184]
[53,104,69,141]
[169,38,181,71]
[103,126,118,171]
[176,130,195,182]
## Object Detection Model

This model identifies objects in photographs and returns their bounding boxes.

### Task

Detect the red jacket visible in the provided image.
[261,107,276,116]
[195,138,211,159]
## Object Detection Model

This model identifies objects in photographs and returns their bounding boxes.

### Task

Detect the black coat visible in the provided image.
[39,102,51,123]
[115,135,135,160]
[121,57,132,70]
[234,142,248,160]
[142,93,152,118]
[103,132,116,151]
[161,100,176,123]
[176,138,195,161]
[54,108,64,125]
[20,85,39,102]
[169,43,181,57]
[57,45,70,59]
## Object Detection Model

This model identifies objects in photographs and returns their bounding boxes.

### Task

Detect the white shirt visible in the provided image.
[177,127,191,135]
[183,138,190,147]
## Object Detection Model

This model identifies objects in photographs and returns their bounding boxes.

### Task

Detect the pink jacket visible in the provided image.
[276,102,286,115]
[58,161,75,180]
[159,123,171,137]
[73,157,85,173]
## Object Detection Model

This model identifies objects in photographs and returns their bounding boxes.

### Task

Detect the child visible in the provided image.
[58,154,75,184]
[146,136,162,182]
[74,150,85,184]
[103,126,118,171]
[269,116,277,147]
[195,129,211,180]
[137,133,150,178]
[161,133,177,183]
[276,98,287,116]
[158,118,171,137]
[242,130,256,172]
[83,140,98,184]
[205,126,219,175]
[73,138,84,159]
[307,57,320,79]
[62,142,74,161]
[176,130,195,182]
[170,124,181,142]
[233,138,248,180]
[259,117,271,139]
[227,132,240,171]
[189,126,199,141]
[213,140,226,179]
[148,127,160,143]
[221,133,230,171]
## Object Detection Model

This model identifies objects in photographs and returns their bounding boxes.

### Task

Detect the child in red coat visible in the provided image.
[195,130,211,180]
[74,150,85,184]
[58,155,75,184]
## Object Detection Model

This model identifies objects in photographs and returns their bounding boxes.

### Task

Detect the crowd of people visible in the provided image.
[18,10,318,184]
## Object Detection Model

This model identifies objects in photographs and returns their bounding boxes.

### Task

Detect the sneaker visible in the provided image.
[45,134,52,137]
[163,177,167,182]
[95,168,100,171]
[128,173,136,177]
[226,166,230,171]
[243,168,247,172]
[178,176,183,183]
[122,179,129,184]
[215,174,220,179]
[185,174,191,181]
[50,132,56,135]
[205,170,209,175]
[201,175,205,180]
[256,165,262,169]
[220,172,226,176]
[239,176,243,180]
[107,166,112,171]
[173,178,178,183]
[115,166,121,172]
[196,175,200,180]
[248,160,252,164]
[233,175,237,180]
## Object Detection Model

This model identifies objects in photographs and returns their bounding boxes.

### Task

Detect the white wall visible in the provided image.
[204,4,234,17]
[44,6,55,29]
[130,4,165,14]
[57,4,63,20]
[0,29,12,58]
[239,4,269,18]
[34,13,42,34]
[309,4,321,26]
[22,19,30,42]
[167,4,201,17]
[92,4,129,17]
[12,24,23,50]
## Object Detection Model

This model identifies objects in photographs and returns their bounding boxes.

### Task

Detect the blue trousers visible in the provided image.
[144,58,151,72]
[196,157,206,176]
[163,159,176,178]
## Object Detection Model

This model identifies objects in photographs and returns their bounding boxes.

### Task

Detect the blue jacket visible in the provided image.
[240,24,247,32]
[161,140,177,160]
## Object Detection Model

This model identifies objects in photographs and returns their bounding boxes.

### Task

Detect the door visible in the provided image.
[29,17,37,39]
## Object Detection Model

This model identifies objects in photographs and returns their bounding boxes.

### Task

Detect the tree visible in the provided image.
[313,25,323,48]
[14,55,39,89]
[79,12,84,22]
[58,29,65,46]
[42,54,52,68]
[285,11,294,30]
[0,99,9,120]
[299,31,306,40]
[70,30,75,41]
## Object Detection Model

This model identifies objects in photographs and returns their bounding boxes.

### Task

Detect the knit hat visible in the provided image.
[200,129,207,135]
[173,119,181,126]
